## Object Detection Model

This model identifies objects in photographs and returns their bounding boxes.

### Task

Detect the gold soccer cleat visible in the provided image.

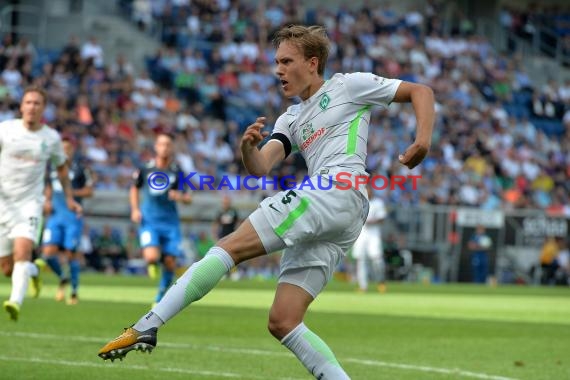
[98,326,157,361]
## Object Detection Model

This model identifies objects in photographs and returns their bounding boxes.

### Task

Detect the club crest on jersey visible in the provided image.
[301,126,326,151]
[319,94,330,110]
[301,123,314,140]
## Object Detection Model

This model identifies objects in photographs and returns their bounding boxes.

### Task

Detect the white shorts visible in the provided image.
[0,198,43,258]
[249,175,369,293]
[352,230,383,260]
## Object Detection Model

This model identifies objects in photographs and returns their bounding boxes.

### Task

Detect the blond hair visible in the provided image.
[22,85,48,105]
[272,25,330,76]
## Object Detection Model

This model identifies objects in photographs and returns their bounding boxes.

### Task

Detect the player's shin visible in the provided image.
[134,247,234,330]
[45,255,64,279]
[69,259,80,293]
[9,261,37,305]
[281,322,350,380]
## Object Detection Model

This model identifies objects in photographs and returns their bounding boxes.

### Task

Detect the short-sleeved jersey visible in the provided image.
[270,73,401,176]
[133,160,182,224]
[49,159,93,213]
[0,119,66,202]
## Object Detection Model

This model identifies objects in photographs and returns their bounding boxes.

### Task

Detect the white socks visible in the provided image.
[134,247,234,331]
[281,323,350,379]
[9,261,37,305]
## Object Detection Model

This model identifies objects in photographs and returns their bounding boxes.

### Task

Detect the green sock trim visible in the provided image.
[183,255,227,306]
[302,330,341,366]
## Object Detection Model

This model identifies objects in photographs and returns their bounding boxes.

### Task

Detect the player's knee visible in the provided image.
[0,262,12,277]
[267,312,300,340]
[163,255,176,270]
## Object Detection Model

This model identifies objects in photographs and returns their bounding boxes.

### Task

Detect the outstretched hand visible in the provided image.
[398,142,430,169]
[240,117,269,151]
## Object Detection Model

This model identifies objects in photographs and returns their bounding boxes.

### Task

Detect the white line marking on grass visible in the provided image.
[0,355,302,380]
[0,331,519,380]
[345,358,519,380]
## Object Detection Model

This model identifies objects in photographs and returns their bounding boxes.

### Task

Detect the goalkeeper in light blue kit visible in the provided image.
[99,24,435,379]
[38,134,93,305]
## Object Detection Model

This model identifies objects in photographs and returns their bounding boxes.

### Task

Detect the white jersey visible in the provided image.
[362,197,387,237]
[271,72,401,177]
[0,119,66,203]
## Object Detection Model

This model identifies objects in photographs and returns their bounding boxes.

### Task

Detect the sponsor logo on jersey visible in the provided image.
[301,127,326,151]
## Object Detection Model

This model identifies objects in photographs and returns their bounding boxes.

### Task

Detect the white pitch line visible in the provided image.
[0,331,519,380]
[0,355,304,380]
[345,358,518,380]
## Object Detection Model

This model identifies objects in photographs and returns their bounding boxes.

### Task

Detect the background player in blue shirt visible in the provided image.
[39,134,93,304]
[131,132,192,305]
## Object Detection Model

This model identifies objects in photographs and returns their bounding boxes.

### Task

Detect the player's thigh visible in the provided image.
[218,218,274,264]
[139,224,160,250]
[62,217,83,252]
[42,219,64,256]
[160,224,183,257]
[9,200,42,248]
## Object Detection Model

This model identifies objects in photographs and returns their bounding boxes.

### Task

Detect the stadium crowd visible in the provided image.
[0,0,569,271]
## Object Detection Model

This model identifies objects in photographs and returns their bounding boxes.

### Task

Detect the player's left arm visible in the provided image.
[72,167,94,199]
[392,81,435,169]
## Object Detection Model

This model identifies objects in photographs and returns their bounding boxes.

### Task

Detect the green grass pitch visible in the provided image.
[1,273,569,379]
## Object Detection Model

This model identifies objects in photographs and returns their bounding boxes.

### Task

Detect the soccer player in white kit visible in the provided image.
[0,86,82,321]
[352,184,388,293]
[99,25,435,379]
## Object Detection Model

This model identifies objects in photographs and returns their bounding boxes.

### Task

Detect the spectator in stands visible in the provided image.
[539,236,560,285]
[468,225,492,284]
[555,238,570,286]
[80,36,104,68]
[94,225,126,274]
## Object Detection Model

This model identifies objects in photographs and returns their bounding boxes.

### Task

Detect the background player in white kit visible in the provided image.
[352,184,388,293]
[0,86,82,321]
[99,25,435,379]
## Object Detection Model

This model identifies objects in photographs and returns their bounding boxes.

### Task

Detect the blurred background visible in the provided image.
[1,0,568,286]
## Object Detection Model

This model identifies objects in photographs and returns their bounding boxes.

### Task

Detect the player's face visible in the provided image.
[155,135,174,159]
[275,41,316,100]
[62,140,75,159]
[20,91,46,127]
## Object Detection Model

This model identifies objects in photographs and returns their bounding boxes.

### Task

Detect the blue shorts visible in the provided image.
[43,214,84,252]
[139,222,182,257]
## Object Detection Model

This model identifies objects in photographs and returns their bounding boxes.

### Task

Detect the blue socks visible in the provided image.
[156,269,174,303]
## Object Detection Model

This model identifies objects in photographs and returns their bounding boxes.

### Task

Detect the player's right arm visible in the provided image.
[130,168,143,224]
[240,116,288,177]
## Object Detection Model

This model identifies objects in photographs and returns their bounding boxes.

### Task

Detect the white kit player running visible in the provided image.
[99,25,435,380]
[0,86,82,321]
[352,185,388,293]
